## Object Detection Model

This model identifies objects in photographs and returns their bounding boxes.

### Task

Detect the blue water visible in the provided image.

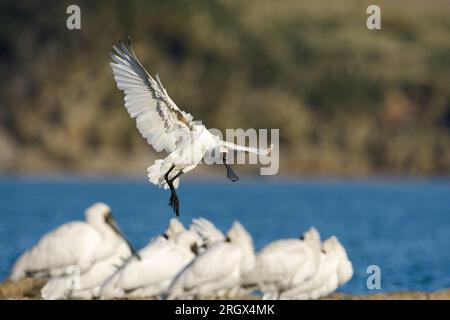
[0,177,449,294]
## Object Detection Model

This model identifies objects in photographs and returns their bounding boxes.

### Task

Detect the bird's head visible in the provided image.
[323,236,350,260]
[85,202,112,225]
[322,236,353,284]
[163,218,186,240]
[227,221,253,247]
[299,227,321,251]
[85,202,141,261]
[174,229,203,254]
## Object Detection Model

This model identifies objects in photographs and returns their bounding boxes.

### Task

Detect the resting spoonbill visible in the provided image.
[279,236,353,300]
[42,218,189,300]
[244,227,321,299]
[10,203,139,281]
[166,221,255,299]
[100,227,201,299]
[110,39,272,216]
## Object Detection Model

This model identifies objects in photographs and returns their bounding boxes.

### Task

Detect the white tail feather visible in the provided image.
[147,158,179,189]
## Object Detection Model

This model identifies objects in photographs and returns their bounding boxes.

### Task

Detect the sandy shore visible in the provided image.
[1,278,449,300]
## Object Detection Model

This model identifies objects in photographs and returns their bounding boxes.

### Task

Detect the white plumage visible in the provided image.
[244,227,322,299]
[166,221,255,299]
[10,203,132,281]
[190,217,226,248]
[110,39,271,215]
[41,242,131,300]
[279,236,353,300]
[99,220,201,299]
[10,200,353,300]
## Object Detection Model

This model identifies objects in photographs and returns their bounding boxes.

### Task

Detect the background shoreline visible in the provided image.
[1,278,449,300]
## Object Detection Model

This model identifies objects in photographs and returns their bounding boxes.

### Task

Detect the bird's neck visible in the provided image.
[91,220,120,242]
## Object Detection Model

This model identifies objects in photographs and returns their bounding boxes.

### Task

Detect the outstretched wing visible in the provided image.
[110,39,194,153]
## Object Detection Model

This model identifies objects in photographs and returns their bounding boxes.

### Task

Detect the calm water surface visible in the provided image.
[0,177,449,294]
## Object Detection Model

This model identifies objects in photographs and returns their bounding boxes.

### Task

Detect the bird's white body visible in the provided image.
[279,236,353,300]
[10,203,125,281]
[147,125,219,189]
[99,220,200,299]
[41,242,131,300]
[246,228,321,300]
[166,222,255,299]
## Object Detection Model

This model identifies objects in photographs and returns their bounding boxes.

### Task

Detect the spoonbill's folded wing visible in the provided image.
[10,222,102,280]
[255,243,310,284]
[100,243,193,298]
[167,243,241,298]
[279,252,339,299]
[41,243,131,299]
[110,39,195,153]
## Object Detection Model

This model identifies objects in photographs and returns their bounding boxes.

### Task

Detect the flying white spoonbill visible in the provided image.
[110,39,272,216]
[10,202,140,281]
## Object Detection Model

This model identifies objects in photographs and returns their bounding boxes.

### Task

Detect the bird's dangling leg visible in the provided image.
[164,166,184,216]
[223,154,239,182]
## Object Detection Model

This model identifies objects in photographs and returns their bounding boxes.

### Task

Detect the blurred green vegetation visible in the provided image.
[0,0,449,175]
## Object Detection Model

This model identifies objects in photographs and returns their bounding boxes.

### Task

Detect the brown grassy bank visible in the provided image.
[1,278,449,300]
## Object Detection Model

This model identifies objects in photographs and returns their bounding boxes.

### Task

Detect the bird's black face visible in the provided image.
[299,235,305,241]
[104,211,141,261]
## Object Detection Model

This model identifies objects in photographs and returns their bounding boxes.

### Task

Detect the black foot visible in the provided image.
[168,191,180,216]
[226,165,239,182]
[227,171,239,182]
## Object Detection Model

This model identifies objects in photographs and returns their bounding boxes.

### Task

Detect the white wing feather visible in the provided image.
[245,239,320,294]
[167,242,242,299]
[110,40,194,153]
[41,243,131,299]
[100,241,194,299]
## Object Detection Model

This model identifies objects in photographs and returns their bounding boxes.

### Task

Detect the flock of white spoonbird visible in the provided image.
[9,203,353,300]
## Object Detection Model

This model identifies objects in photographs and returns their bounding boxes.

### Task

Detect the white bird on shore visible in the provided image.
[244,227,321,299]
[99,220,201,299]
[40,242,131,300]
[279,236,353,300]
[166,221,255,299]
[10,203,139,281]
[110,39,272,216]
[41,219,185,300]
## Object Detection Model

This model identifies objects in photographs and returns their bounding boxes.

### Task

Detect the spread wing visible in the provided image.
[110,39,194,153]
